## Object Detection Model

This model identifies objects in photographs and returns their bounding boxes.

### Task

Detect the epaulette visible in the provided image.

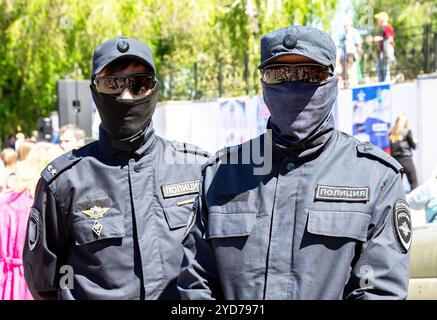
[41,151,83,184]
[202,144,242,171]
[357,142,403,174]
[171,141,211,158]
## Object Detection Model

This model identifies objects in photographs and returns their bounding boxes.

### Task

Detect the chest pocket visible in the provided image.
[206,194,258,239]
[72,210,125,246]
[306,210,371,242]
[205,213,257,239]
[163,205,193,230]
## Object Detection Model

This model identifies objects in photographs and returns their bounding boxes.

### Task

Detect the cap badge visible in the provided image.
[283,32,298,49]
[117,40,129,53]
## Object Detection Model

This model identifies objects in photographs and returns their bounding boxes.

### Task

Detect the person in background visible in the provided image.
[340,17,362,88]
[3,135,16,150]
[407,164,437,224]
[0,148,17,191]
[388,114,418,191]
[0,159,4,193]
[14,133,25,154]
[0,142,63,300]
[373,12,395,82]
[17,139,36,162]
[59,124,85,153]
[30,131,38,143]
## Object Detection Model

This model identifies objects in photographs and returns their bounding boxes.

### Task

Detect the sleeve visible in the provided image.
[407,181,430,210]
[343,171,410,300]
[354,29,362,46]
[406,130,416,150]
[177,170,223,300]
[22,178,70,300]
[384,25,395,39]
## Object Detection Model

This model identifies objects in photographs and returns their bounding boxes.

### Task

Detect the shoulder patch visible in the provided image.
[356,143,403,173]
[171,141,211,158]
[41,151,83,184]
[393,199,412,253]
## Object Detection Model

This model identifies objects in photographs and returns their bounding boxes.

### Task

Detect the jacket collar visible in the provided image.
[266,113,335,162]
[98,121,157,158]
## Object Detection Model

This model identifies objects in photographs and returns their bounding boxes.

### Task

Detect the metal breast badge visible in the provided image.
[81,206,109,237]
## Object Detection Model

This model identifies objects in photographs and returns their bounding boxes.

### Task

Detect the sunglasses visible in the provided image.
[94,73,156,96]
[261,63,332,84]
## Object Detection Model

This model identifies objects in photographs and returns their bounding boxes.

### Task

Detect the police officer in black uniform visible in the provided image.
[178,26,411,300]
[23,37,209,299]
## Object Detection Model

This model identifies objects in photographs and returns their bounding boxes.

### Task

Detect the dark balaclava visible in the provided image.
[91,36,158,140]
[258,26,337,146]
[262,75,338,144]
[90,82,159,140]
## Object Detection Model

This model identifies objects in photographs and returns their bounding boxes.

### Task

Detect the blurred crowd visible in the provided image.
[0,124,84,300]
[0,115,436,299]
[388,114,437,225]
[337,11,396,88]
[0,124,85,193]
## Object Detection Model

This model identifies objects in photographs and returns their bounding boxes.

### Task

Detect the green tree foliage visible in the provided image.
[0,0,338,140]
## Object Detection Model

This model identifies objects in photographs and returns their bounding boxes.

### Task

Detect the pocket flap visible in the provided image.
[207,213,257,239]
[73,215,125,245]
[307,210,371,241]
[163,206,192,230]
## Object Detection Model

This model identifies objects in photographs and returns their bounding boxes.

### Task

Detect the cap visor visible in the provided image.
[258,52,330,70]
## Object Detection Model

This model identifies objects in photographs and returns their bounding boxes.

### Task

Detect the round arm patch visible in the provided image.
[393,199,412,253]
[28,208,42,251]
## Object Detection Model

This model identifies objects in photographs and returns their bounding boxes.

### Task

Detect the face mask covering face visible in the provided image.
[90,82,159,140]
[261,75,338,144]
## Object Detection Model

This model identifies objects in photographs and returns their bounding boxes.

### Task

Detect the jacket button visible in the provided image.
[134,164,142,172]
[286,163,295,171]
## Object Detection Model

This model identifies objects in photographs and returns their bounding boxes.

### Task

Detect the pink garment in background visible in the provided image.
[0,188,34,300]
